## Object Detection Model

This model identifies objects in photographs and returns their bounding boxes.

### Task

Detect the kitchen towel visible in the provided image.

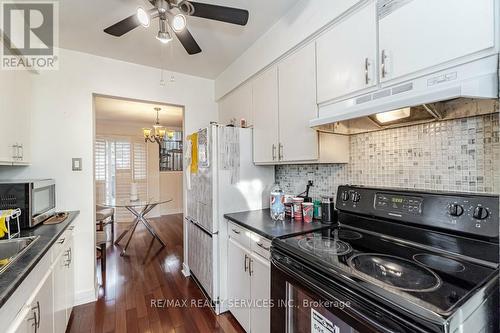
[0,209,12,238]
[189,133,198,174]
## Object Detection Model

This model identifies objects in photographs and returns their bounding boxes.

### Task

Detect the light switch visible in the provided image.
[72,158,82,171]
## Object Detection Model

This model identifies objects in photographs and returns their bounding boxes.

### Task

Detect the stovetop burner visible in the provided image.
[297,237,352,256]
[274,225,497,315]
[413,254,466,273]
[338,229,363,240]
[348,253,442,292]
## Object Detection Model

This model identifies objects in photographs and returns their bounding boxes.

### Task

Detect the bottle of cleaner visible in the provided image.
[270,184,285,221]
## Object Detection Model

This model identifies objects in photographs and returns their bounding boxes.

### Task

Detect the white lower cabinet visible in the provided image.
[53,251,66,333]
[11,269,54,333]
[6,226,75,333]
[33,271,54,333]
[11,305,33,333]
[227,223,271,333]
[64,238,75,325]
[54,236,74,333]
[227,238,251,332]
[249,253,270,333]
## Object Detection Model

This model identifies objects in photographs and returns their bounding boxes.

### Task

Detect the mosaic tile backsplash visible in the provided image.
[276,113,500,199]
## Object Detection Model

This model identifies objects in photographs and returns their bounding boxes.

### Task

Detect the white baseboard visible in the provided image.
[181,262,190,277]
[161,210,183,216]
[74,287,97,306]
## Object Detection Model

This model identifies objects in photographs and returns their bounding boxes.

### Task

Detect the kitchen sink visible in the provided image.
[0,236,39,274]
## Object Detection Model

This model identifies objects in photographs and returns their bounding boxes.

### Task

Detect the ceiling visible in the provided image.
[59,0,298,79]
[94,96,183,128]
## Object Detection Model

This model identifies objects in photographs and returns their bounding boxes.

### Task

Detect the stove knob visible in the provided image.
[341,191,350,202]
[448,204,464,217]
[352,192,361,203]
[473,206,489,220]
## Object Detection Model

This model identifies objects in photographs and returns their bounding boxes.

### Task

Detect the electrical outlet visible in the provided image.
[72,158,82,171]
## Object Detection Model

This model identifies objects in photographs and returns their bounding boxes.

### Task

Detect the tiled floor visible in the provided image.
[67,214,244,333]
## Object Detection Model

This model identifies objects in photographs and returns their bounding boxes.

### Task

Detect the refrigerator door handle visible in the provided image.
[189,219,216,237]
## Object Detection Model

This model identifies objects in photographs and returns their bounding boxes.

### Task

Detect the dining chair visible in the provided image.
[96,230,110,285]
[96,205,115,243]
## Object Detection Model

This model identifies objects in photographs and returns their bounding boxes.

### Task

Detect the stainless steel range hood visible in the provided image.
[318,98,499,135]
[311,55,499,135]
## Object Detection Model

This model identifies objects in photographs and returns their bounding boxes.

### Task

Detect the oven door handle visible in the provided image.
[272,257,402,333]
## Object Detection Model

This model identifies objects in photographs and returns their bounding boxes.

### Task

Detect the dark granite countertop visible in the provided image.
[0,211,79,308]
[224,209,331,240]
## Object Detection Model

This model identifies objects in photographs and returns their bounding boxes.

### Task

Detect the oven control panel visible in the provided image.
[374,193,423,216]
[337,185,499,239]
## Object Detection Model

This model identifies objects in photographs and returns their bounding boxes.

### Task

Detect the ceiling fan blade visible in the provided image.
[174,28,202,55]
[104,14,141,37]
[189,2,249,26]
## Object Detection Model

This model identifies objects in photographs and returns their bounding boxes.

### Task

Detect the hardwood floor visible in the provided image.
[67,214,245,333]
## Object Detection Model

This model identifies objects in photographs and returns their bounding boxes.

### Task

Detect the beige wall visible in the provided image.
[160,171,183,215]
[96,119,183,219]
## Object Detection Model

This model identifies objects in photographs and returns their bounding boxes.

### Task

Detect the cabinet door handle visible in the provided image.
[364,57,370,84]
[18,144,23,160]
[65,248,72,267]
[272,144,276,160]
[249,258,254,276]
[12,144,18,160]
[244,254,249,272]
[381,50,388,78]
[257,242,270,251]
[278,143,283,161]
[231,228,240,235]
[27,309,38,333]
[32,301,41,329]
[57,237,65,244]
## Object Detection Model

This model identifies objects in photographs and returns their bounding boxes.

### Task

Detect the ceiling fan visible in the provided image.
[103,0,249,55]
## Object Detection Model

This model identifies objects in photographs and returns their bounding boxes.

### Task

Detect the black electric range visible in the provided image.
[271,186,499,333]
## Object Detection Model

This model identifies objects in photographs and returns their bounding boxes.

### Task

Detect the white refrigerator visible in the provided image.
[186,125,274,314]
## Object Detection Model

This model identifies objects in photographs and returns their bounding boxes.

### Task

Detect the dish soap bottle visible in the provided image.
[270,184,285,221]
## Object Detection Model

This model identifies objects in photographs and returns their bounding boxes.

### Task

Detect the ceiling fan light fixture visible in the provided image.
[172,14,187,32]
[137,7,150,27]
[156,30,172,43]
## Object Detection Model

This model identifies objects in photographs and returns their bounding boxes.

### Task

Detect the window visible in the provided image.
[159,131,183,171]
[133,143,147,181]
[94,139,106,181]
[115,141,131,170]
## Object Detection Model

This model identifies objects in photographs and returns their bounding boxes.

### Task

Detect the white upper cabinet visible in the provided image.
[252,66,280,164]
[0,69,32,165]
[251,46,349,165]
[379,0,496,82]
[278,43,319,162]
[219,83,253,127]
[317,1,378,103]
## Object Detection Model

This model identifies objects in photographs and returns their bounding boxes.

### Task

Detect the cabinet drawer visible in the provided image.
[51,228,73,260]
[251,237,271,260]
[228,222,251,249]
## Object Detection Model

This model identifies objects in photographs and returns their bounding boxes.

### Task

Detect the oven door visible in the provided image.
[31,180,56,226]
[271,250,424,333]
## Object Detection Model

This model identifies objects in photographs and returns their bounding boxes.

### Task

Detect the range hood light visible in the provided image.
[375,108,411,124]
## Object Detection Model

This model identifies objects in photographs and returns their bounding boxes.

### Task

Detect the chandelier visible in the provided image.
[143,107,166,144]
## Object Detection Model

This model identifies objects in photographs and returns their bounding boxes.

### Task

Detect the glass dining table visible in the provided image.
[100,198,172,256]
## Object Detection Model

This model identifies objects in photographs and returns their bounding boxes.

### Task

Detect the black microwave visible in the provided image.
[0,179,56,228]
